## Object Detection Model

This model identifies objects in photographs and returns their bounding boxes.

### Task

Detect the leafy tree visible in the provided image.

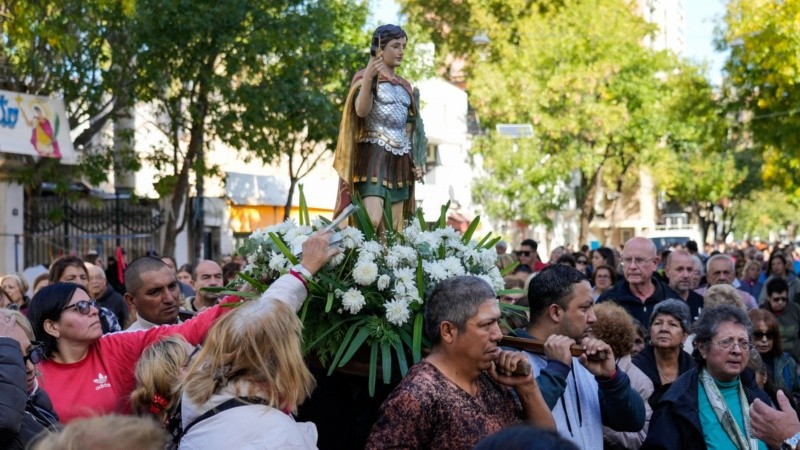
[403,0,676,244]
[721,0,800,196]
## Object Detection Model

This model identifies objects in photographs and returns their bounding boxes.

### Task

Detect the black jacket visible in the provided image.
[97,284,129,326]
[597,277,681,326]
[641,367,771,450]
[632,344,697,409]
[0,338,59,449]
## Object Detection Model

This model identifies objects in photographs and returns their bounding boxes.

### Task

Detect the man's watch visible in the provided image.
[781,431,800,450]
[292,264,312,279]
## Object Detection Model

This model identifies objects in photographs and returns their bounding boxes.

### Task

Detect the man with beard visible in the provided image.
[516,264,645,450]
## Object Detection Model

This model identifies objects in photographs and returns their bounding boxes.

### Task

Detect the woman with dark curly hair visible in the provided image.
[593,302,653,450]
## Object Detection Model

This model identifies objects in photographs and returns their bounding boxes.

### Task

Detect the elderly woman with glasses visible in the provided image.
[26,231,339,424]
[0,309,59,449]
[748,309,800,403]
[642,305,771,450]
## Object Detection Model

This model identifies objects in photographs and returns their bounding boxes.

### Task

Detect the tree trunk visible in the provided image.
[283,178,298,221]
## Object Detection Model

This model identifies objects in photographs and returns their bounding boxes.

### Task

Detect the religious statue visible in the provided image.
[333,24,427,231]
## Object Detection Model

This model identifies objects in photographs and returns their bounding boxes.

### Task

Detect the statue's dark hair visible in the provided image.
[372,24,407,54]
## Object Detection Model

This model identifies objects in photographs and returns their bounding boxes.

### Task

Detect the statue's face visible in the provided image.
[381,37,407,69]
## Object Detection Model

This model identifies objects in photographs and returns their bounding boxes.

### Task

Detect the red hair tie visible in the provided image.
[149,393,169,415]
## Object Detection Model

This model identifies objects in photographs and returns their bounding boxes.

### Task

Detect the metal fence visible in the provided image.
[24,196,164,267]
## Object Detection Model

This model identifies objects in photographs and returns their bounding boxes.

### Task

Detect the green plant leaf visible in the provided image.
[338,325,372,368]
[483,235,502,250]
[416,258,425,301]
[305,316,360,351]
[392,339,409,377]
[416,208,427,231]
[500,261,519,276]
[369,341,379,397]
[381,341,392,384]
[412,312,424,363]
[461,215,481,243]
[298,184,310,226]
[236,272,269,292]
[299,297,310,323]
[351,194,376,241]
[327,319,364,376]
[435,200,451,229]
[325,292,334,313]
[268,232,299,265]
[383,192,394,236]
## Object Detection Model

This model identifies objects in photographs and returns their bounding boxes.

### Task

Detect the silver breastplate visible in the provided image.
[360,83,411,155]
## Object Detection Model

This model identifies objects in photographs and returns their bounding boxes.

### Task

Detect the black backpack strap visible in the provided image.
[182,397,269,436]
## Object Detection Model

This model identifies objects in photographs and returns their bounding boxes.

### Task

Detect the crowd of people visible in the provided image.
[3,233,800,449]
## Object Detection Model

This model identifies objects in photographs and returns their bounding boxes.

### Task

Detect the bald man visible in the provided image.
[182,260,224,312]
[597,237,681,326]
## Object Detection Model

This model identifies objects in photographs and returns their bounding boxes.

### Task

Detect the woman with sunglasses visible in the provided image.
[27,231,339,424]
[0,309,59,449]
[748,309,800,406]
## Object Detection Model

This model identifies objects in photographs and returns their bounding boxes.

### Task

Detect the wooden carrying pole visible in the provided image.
[500,335,607,361]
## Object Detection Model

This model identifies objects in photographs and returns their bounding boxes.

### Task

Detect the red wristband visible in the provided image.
[289,269,308,288]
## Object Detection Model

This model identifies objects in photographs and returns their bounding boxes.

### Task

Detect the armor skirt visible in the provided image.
[353,142,412,203]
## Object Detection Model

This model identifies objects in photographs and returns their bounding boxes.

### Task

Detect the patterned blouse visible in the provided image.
[365,360,524,450]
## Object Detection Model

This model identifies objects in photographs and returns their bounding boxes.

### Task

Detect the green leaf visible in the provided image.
[299,296,310,323]
[298,184,308,226]
[338,325,372,368]
[500,261,519,276]
[383,192,394,236]
[461,215,481,244]
[351,194,376,241]
[327,319,364,376]
[392,339,409,377]
[324,292,334,313]
[476,234,491,248]
[268,232,300,265]
[381,341,392,384]
[305,316,360,351]
[416,208,427,231]
[369,341,379,397]
[435,200,451,229]
[416,258,425,301]
[236,272,269,292]
[412,312,424,363]
[483,235,502,250]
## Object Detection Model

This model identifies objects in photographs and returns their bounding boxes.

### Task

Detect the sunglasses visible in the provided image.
[754,331,776,340]
[24,341,45,365]
[518,251,532,256]
[61,299,98,315]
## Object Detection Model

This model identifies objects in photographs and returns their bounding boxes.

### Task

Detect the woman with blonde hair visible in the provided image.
[179,299,317,449]
[592,302,654,450]
[32,415,166,450]
[131,335,193,445]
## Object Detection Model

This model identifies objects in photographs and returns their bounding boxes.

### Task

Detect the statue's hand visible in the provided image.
[414,166,426,181]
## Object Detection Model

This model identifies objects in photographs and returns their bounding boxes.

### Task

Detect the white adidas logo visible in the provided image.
[93,373,111,391]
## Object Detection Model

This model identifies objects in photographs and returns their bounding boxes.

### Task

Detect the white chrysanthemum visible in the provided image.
[340,227,365,249]
[268,252,288,271]
[402,221,421,241]
[377,274,390,290]
[311,218,326,229]
[478,249,498,271]
[423,260,449,282]
[297,225,313,236]
[328,252,346,267]
[394,281,407,296]
[442,256,465,277]
[340,288,366,314]
[385,298,411,326]
[353,261,379,285]
[440,226,460,241]
[361,241,383,255]
[477,274,499,292]
[394,267,415,286]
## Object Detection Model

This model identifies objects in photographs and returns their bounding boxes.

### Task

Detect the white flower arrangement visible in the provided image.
[236,192,506,395]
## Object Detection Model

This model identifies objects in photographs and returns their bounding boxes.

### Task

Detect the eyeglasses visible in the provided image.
[60,300,98,315]
[754,331,776,340]
[713,337,753,351]
[770,296,789,303]
[621,257,655,267]
[24,342,45,365]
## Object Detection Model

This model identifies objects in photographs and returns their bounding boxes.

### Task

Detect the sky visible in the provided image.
[368,0,729,81]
